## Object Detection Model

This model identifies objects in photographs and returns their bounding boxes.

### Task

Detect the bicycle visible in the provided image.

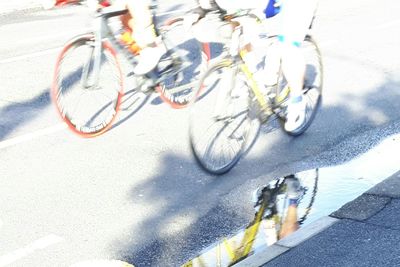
[189,10,323,174]
[183,169,319,266]
[51,2,209,137]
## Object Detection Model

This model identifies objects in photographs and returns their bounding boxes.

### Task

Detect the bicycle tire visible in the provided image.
[51,33,123,137]
[189,60,254,174]
[155,17,210,109]
[278,35,323,136]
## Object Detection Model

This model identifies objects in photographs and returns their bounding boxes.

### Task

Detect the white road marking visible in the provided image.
[1,30,89,48]
[0,47,61,64]
[373,19,400,30]
[0,123,67,150]
[0,234,64,267]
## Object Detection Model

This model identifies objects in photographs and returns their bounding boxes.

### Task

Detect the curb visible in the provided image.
[232,216,339,267]
[233,170,400,266]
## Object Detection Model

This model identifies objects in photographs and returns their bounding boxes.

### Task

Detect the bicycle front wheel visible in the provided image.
[155,17,209,109]
[189,60,254,174]
[52,33,123,137]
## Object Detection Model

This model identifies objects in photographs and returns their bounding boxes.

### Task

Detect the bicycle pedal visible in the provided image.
[259,109,272,123]
[158,57,174,71]
[249,96,273,122]
[136,77,155,93]
[157,62,186,81]
[157,63,175,76]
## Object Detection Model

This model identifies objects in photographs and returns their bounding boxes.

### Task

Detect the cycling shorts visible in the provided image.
[277,0,319,47]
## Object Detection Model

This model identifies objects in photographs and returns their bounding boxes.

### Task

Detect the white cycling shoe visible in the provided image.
[284,95,306,132]
[134,44,166,75]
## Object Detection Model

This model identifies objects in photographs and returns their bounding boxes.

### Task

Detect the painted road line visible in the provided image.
[0,47,61,64]
[0,123,67,150]
[373,19,400,30]
[1,29,89,47]
[0,234,64,267]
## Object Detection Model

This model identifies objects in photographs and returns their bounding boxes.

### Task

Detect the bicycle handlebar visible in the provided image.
[98,6,128,18]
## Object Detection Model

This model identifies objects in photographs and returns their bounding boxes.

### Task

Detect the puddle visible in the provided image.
[184,133,400,266]
[304,132,400,223]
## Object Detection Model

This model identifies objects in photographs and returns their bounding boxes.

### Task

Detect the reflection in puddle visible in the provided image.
[184,133,400,266]
[183,171,319,267]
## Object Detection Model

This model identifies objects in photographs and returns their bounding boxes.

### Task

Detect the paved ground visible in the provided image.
[236,170,400,266]
[0,0,43,14]
[2,1,400,267]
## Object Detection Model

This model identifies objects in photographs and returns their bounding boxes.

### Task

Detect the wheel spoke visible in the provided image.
[52,35,122,137]
[190,62,253,174]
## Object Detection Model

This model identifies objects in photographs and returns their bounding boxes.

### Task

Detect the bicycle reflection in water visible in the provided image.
[183,169,319,267]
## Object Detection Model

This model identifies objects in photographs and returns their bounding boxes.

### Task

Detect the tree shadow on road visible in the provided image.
[112,71,400,266]
[0,90,50,141]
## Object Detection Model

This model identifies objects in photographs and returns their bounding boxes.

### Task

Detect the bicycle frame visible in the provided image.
[82,7,134,89]
[81,5,195,92]
[224,18,278,121]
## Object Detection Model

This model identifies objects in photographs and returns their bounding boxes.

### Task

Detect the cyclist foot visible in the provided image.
[284,95,306,132]
[134,44,166,75]
[285,175,303,205]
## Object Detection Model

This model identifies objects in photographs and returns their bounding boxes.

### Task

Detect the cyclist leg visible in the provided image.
[116,0,166,75]
[279,176,302,238]
[279,0,319,132]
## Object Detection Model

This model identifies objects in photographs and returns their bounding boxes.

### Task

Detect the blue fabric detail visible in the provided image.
[278,35,301,47]
[264,0,281,18]
[292,41,301,47]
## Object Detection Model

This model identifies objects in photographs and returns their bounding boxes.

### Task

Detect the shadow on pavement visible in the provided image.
[112,72,400,266]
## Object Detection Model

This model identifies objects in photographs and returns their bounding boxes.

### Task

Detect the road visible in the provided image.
[1,0,400,266]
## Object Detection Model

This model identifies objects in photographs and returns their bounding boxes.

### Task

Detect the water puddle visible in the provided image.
[183,133,400,266]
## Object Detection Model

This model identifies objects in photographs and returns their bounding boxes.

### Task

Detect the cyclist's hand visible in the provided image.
[198,0,218,10]
[87,0,110,12]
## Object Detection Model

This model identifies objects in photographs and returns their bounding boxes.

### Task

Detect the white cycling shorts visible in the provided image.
[216,0,319,46]
[278,0,319,46]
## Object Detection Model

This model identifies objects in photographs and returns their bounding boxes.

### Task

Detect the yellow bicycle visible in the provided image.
[189,10,323,174]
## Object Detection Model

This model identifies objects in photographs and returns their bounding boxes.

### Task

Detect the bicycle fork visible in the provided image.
[213,63,237,120]
[81,16,104,89]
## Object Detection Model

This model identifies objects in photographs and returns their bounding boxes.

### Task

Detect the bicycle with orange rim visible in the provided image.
[51,2,210,137]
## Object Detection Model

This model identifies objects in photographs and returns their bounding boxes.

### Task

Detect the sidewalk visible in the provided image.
[236,170,400,267]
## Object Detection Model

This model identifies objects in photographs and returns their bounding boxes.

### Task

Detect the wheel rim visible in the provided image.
[156,18,209,109]
[52,35,123,137]
[189,63,252,174]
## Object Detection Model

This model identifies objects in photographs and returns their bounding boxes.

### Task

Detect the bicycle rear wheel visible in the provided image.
[155,17,209,109]
[277,35,323,136]
[189,60,255,174]
[52,33,123,137]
